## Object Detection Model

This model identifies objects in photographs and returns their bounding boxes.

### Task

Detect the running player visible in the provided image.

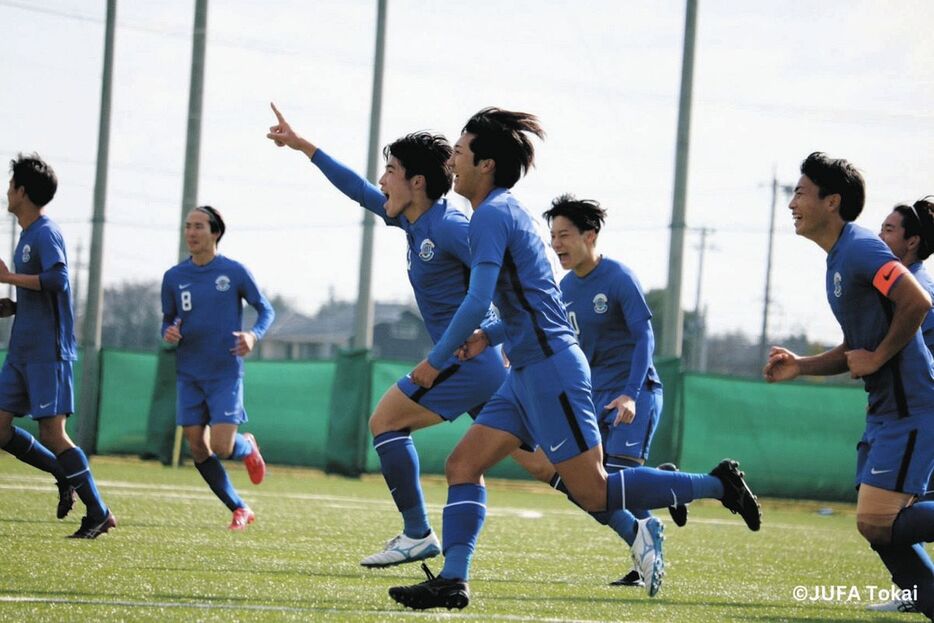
[0,153,115,538]
[765,153,934,620]
[388,108,761,611]
[161,206,273,530]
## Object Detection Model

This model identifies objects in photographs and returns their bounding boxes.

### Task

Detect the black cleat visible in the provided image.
[710,459,761,531]
[68,511,117,539]
[609,568,644,587]
[657,462,688,527]
[388,563,470,610]
[56,482,76,520]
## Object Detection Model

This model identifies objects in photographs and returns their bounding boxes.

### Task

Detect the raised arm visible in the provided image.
[266,102,389,219]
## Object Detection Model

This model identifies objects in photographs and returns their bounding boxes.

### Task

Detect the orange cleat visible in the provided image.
[229,507,255,531]
[242,433,266,485]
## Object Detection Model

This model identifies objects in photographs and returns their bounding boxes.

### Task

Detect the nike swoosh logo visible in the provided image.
[179,283,191,289]
[870,468,892,475]
[562,301,573,308]
[39,402,52,409]
[224,410,239,416]
[670,489,678,507]
[882,266,896,280]
[549,439,567,452]
[625,441,640,447]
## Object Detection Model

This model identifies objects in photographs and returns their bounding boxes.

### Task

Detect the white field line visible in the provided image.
[0,473,823,530]
[0,595,633,623]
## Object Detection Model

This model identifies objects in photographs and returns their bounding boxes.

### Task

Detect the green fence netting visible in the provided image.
[1,349,875,501]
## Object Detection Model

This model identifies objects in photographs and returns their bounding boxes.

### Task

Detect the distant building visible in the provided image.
[250,300,433,362]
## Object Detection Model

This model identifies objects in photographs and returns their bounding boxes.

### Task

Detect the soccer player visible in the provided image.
[765,153,934,620]
[161,206,274,531]
[874,196,934,614]
[542,193,686,588]
[266,103,539,567]
[0,153,115,538]
[388,107,761,611]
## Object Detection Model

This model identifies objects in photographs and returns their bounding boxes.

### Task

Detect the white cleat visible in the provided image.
[866,599,918,613]
[360,531,441,568]
[630,517,665,597]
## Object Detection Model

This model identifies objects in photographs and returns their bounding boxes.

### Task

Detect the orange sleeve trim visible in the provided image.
[872,260,909,297]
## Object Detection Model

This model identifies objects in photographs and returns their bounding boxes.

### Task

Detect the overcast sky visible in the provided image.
[1,0,932,347]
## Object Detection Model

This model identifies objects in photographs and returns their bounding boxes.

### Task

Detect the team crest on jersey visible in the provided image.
[593,293,608,314]
[21,244,31,264]
[215,275,231,292]
[418,238,435,262]
[833,272,842,298]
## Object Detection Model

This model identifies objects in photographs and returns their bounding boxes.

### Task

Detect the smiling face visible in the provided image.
[185,209,218,257]
[378,156,418,219]
[550,215,597,274]
[447,132,491,206]
[880,209,916,263]
[788,174,839,245]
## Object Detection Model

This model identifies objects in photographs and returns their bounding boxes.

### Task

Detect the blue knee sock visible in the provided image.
[690,473,725,500]
[891,502,934,545]
[195,454,245,511]
[229,433,252,461]
[374,431,429,538]
[872,543,934,616]
[2,427,67,483]
[551,471,639,544]
[57,447,107,518]
[607,467,698,511]
[440,483,486,581]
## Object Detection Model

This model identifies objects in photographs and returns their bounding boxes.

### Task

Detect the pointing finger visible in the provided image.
[270,101,285,123]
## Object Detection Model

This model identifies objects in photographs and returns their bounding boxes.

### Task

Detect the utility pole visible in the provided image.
[76,0,116,453]
[661,0,698,358]
[73,239,85,336]
[758,170,794,365]
[352,0,387,351]
[691,227,714,371]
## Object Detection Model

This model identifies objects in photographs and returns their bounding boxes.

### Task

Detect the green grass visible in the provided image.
[0,453,918,622]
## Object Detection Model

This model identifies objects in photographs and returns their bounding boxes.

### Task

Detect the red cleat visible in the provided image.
[229,507,255,531]
[242,433,266,485]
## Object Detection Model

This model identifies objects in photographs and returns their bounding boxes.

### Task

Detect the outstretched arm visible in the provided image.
[266,102,389,218]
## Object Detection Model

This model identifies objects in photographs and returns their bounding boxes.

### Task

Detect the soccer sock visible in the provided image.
[2,426,68,483]
[57,447,107,518]
[228,433,252,461]
[551,470,638,543]
[606,467,697,511]
[195,454,245,512]
[374,431,429,539]
[891,502,934,545]
[872,543,934,615]
[607,459,652,520]
[440,483,486,582]
[691,473,725,500]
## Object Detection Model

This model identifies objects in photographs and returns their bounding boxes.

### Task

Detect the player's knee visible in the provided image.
[188,439,210,462]
[445,451,481,484]
[368,411,391,436]
[210,440,233,459]
[856,516,893,545]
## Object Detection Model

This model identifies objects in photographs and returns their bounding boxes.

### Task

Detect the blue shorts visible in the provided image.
[475,344,600,464]
[177,377,248,427]
[856,413,934,495]
[595,383,663,463]
[0,359,74,418]
[397,345,507,421]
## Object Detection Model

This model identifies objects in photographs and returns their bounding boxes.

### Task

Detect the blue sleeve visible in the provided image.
[239,266,275,339]
[310,149,395,225]
[38,264,68,291]
[427,262,500,368]
[480,316,506,346]
[469,206,509,268]
[436,209,473,267]
[160,273,177,336]
[623,318,654,400]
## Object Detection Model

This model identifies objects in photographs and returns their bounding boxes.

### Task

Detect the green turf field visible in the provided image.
[0,454,919,622]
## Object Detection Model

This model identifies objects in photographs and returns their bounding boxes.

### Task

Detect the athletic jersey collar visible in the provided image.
[478,187,509,209]
[186,253,225,270]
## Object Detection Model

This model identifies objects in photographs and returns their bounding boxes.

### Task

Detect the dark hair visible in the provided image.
[542,194,606,235]
[462,107,544,189]
[382,132,453,201]
[194,205,226,243]
[9,152,57,207]
[799,151,865,221]
[897,196,934,260]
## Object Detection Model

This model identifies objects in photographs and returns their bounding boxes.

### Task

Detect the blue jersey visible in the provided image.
[161,255,274,381]
[827,223,934,417]
[909,262,934,356]
[8,215,76,364]
[311,149,494,342]
[559,257,660,393]
[469,188,576,367]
